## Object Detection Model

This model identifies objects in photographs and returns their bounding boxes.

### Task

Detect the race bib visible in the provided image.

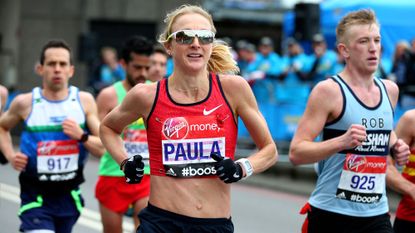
[123,128,149,158]
[37,140,79,182]
[123,128,150,174]
[161,115,226,178]
[336,154,387,204]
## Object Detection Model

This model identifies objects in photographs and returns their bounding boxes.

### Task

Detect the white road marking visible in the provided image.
[0,182,135,233]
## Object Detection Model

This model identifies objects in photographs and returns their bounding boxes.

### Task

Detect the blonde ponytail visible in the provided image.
[208,41,239,75]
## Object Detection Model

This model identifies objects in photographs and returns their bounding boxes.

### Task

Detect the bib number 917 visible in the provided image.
[350,175,375,190]
[47,157,71,171]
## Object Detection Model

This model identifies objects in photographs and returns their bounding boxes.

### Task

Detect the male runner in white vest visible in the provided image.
[0,39,104,233]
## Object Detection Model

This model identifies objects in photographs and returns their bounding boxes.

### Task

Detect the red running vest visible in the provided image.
[396,149,415,221]
[147,73,238,178]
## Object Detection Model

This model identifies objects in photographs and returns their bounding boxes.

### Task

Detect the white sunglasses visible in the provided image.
[167,30,215,45]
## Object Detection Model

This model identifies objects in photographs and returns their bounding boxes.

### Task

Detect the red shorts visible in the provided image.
[95,175,150,213]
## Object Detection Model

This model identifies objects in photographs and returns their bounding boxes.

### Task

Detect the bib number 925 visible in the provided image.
[350,175,375,190]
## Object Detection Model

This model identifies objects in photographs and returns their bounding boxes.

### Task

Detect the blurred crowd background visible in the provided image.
[1,0,415,151]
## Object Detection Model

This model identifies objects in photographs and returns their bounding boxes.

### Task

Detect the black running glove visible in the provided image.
[211,152,243,183]
[0,151,8,165]
[120,154,144,184]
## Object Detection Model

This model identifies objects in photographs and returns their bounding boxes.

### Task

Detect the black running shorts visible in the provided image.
[137,203,234,233]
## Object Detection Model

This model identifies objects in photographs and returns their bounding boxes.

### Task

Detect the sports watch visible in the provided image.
[236,158,254,178]
[78,132,89,143]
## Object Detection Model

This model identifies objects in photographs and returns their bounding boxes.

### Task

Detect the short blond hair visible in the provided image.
[158,5,216,43]
[158,4,239,74]
[336,9,379,45]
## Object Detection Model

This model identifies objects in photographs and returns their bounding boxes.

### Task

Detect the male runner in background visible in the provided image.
[95,35,153,233]
[147,44,168,82]
[388,109,415,233]
[290,9,409,233]
[0,39,104,233]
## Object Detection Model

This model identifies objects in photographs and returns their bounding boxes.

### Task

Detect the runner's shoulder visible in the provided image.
[130,82,157,99]
[11,92,32,109]
[309,79,341,103]
[78,90,97,106]
[399,109,415,125]
[95,85,117,103]
[218,74,252,94]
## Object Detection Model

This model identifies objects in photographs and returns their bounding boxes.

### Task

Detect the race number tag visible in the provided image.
[161,116,226,178]
[336,154,386,204]
[37,140,79,182]
[123,128,150,174]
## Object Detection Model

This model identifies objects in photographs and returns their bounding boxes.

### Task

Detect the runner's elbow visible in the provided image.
[289,146,303,166]
[269,143,279,165]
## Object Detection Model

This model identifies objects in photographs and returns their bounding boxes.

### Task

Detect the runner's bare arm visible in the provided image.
[382,79,399,109]
[289,80,366,165]
[387,110,415,200]
[0,85,8,113]
[78,91,105,157]
[100,84,154,165]
[221,74,277,175]
[386,156,415,201]
[395,110,415,148]
[0,93,31,169]
[96,85,118,121]
[382,79,410,165]
[389,132,410,166]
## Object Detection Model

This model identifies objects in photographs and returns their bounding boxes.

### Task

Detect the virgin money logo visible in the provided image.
[163,117,189,140]
[346,154,367,172]
[38,141,57,155]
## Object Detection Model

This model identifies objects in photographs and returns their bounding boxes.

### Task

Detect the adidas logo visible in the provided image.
[166,168,177,176]
[39,175,48,181]
[337,192,346,199]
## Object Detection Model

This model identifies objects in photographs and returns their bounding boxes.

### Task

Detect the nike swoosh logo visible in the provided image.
[233,173,240,178]
[203,104,223,116]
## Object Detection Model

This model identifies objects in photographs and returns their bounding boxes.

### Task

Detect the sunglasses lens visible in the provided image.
[175,31,194,44]
[198,35,214,44]
[172,30,214,45]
